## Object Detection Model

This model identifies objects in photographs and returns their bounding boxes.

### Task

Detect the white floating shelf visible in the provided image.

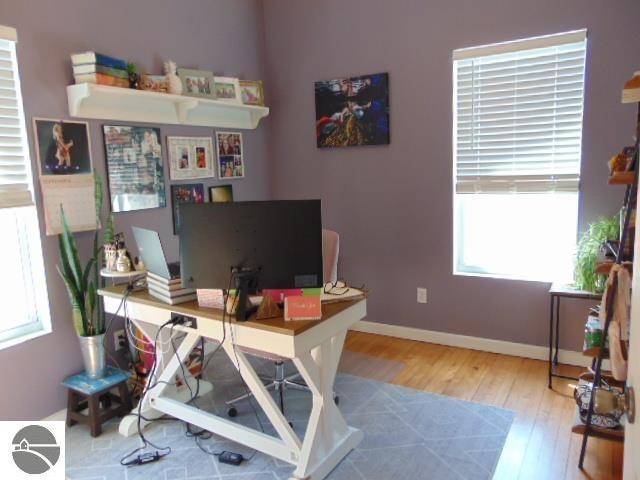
[67,83,269,129]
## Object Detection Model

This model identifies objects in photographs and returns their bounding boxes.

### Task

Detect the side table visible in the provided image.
[63,366,132,437]
[548,283,601,388]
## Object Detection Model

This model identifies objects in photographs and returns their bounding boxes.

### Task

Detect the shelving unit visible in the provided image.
[608,171,635,185]
[67,83,269,129]
[573,89,639,469]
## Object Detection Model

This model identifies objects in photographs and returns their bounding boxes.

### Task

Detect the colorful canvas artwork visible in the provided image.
[315,72,390,148]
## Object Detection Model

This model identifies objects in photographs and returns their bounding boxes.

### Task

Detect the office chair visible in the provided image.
[226,229,340,418]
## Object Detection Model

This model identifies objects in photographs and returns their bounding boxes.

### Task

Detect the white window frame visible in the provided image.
[0,26,51,350]
[452,30,587,282]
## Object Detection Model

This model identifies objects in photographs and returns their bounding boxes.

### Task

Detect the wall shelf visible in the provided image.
[67,83,269,129]
[608,171,635,185]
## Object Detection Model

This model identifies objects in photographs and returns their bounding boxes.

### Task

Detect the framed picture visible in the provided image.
[239,80,265,106]
[171,183,204,234]
[103,125,166,212]
[216,132,244,179]
[167,136,215,180]
[209,184,233,203]
[177,68,215,99]
[315,72,390,148]
[33,118,92,175]
[214,76,242,103]
[140,74,168,93]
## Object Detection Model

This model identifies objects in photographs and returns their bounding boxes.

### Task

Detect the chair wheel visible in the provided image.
[334,395,339,405]
[227,406,237,418]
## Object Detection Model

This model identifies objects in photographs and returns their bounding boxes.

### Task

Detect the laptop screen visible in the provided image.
[131,226,180,280]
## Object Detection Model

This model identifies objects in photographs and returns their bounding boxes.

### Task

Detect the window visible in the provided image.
[0,26,50,348]
[453,30,587,282]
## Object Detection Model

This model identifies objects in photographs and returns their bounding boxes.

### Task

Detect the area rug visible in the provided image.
[66,350,514,480]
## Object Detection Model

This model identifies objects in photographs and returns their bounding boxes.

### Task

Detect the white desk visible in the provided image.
[99,286,366,480]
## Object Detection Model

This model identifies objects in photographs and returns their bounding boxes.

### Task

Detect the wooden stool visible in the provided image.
[62,366,132,437]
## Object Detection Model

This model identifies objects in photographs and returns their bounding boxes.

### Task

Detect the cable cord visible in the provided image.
[120,316,174,466]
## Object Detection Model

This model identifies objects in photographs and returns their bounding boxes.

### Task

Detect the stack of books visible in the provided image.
[147,271,197,305]
[71,51,129,88]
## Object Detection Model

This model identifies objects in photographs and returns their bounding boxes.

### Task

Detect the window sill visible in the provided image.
[454,269,566,284]
[0,325,52,352]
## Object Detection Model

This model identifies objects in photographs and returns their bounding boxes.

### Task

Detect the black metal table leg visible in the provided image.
[554,295,561,365]
[548,294,555,389]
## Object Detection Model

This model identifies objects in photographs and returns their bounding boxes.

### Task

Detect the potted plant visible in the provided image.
[57,174,107,378]
[574,213,620,293]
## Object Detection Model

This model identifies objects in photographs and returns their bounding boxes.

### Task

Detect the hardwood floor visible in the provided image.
[341,331,624,480]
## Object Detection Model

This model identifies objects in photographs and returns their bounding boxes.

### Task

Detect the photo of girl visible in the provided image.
[34,119,92,175]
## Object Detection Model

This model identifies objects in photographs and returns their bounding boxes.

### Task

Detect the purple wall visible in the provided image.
[262,0,640,350]
[0,0,269,419]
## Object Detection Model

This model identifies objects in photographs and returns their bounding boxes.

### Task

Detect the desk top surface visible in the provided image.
[99,286,365,336]
[548,282,602,299]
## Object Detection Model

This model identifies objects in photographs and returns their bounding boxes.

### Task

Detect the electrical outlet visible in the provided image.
[417,287,428,304]
[113,329,126,351]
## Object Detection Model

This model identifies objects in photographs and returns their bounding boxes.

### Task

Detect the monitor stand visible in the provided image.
[233,268,259,321]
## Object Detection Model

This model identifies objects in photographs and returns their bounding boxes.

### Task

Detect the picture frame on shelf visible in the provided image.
[216,131,244,179]
[171,183,204,234]
[167,136,215,180]
[139,74,168,93]
[103,125,166,212]
[214,76,242,103]
[239,80,265,106]
[209,184,233,203]
[177,68,216,99]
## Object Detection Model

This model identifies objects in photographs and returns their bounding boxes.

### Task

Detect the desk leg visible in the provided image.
[291,330,363,480]
[554,296,561,365]
[549,294,554,389]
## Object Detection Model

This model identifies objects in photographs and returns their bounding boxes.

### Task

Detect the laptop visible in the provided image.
[131,226,181,280]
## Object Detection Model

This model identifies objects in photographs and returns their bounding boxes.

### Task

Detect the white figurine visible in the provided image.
[164,60,182,95]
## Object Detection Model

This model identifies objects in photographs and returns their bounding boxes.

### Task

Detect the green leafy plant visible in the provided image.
[573,213,620,293]
[57,174,106,337]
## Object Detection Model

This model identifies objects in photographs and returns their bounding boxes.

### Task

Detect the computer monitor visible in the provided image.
[178,200,323,320]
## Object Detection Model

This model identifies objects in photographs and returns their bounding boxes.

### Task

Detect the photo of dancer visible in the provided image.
[33,119,92,175]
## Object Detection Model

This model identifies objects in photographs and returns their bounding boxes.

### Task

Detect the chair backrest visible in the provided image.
[322,229,339,283]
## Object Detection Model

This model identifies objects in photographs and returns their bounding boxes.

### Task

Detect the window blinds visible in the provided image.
[0,26,33,208]
[453,30,587,194]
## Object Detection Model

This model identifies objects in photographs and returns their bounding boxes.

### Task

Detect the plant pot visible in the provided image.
[78,334,106,379]
[104,244,117,271]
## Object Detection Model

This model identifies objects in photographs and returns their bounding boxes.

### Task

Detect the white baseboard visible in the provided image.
[350,320,607,369]
[42,408,66,421]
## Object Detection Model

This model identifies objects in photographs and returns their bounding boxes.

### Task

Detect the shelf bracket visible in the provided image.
[176,99,198,123]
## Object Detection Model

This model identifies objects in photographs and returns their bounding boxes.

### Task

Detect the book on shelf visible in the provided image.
[146,271,182,285]
[73,63,128,78]
[74,72,129,88]
[148,288,197,305]
[70,51,128,70]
